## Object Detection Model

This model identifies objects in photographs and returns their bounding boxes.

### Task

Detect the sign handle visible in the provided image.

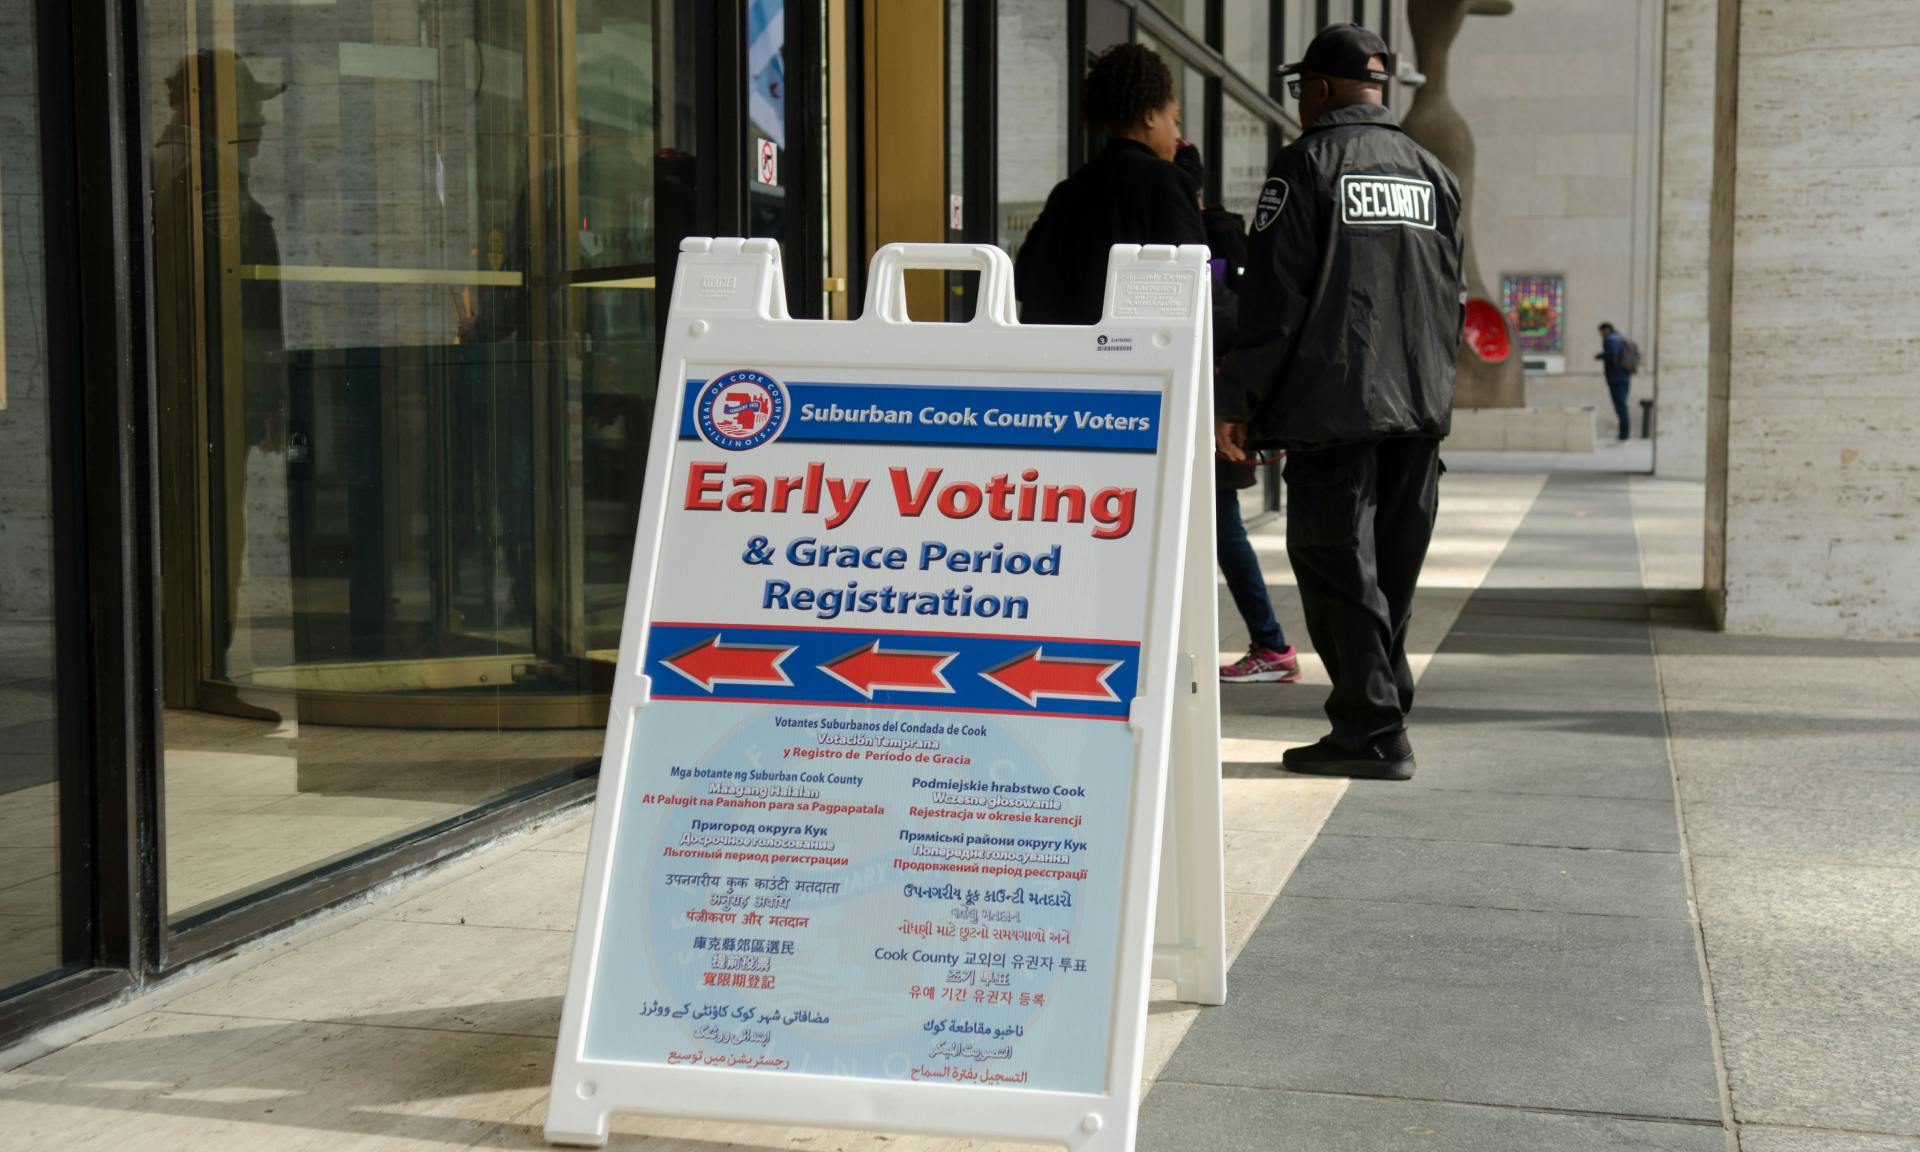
[861,242,1018,326]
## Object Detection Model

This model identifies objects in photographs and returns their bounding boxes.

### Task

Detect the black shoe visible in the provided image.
[1280,731,1416,781]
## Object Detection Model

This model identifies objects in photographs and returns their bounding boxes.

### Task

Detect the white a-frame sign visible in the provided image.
[546,239,1225,1151]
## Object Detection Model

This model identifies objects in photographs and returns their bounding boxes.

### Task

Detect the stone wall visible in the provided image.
[1446,0,1663,430]
[1705,0,1920,639]
[1652,0,1715,479]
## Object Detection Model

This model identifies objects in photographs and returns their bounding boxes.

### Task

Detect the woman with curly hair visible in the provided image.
[1013,42,1205,324]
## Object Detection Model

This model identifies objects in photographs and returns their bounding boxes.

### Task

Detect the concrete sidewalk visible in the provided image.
[1146,473,1725,1150]
[4,467,1916,1152]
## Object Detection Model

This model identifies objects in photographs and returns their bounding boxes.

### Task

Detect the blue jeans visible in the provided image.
[1217,483,1287,652]
[1607,378,1632,440]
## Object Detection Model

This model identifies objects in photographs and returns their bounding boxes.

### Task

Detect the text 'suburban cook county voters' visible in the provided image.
[545,239,1226,1152]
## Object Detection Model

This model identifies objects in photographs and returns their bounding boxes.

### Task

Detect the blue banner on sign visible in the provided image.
[680,380,1161,453]
[645,622,1139,721]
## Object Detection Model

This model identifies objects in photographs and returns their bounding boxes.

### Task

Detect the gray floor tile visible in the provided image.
[1685,800,1920,868]
[1412,657,1660,705]
[1218,682,1323,725]
[1651,627,1920,661]
[1139,1082,1727,1152]
[0,1010,549,1151]
[1658,658,1920,716]
[1677,761,1920,814]
[1693,858,1920,1136]
[1438,626,1657,658]
[1405,728,1677,801]
[1287,834,1690,919]
[1740,1130,1920,1152]
[1664,710,1920,774]
[1325,786,1680,852]
[386,849,585,932]
[1413,748,1681,802]
[1883,655,1920,699]
[1412,689,1671,727]
[1441,619,1654,658]
[164,918,570,1039]
[1161,896,1722,1120]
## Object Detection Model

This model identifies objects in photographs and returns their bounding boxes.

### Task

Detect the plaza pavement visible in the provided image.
[2,460,1915,1151]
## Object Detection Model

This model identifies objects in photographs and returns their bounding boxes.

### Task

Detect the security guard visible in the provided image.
[1216,24,1464,781]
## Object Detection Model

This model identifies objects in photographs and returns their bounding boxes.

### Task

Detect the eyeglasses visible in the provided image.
[1287,73,1389,99]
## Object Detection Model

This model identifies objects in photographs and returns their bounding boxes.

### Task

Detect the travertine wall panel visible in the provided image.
[1653,100,1710,487]
[1707,0,1920,638]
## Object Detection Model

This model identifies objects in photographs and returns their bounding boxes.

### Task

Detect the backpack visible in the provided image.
[1618,337,1643,375]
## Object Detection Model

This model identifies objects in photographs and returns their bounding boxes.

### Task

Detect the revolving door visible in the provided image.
[153,1,703,731]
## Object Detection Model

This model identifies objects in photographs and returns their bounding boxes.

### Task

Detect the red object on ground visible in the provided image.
[1462,298,1511,362]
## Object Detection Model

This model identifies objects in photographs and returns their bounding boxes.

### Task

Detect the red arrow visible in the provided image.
[982,648,1122,707]
[820,641,955,698]
[661,634,794,692]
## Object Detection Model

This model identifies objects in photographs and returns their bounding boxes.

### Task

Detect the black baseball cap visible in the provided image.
[1278,23,1393,84]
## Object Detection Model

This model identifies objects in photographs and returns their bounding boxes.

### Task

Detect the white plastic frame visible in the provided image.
[544,239,1224,1151]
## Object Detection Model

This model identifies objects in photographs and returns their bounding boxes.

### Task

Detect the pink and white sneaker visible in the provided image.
[1220,645,1301,684]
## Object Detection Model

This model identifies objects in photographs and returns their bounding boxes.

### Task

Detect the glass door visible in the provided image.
[0,0,83,997]
[143,0,704,933]
[993,0,1071,261]
[744,0,832,318]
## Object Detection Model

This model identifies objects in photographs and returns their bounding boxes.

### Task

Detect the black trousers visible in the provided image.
[1283,436,1441,750]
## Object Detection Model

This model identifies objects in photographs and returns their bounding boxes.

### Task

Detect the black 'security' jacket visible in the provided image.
[1015,138,1207,325]
[1219,103,1465,450]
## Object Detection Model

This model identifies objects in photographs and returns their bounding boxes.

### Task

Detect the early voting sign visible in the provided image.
[546,239,1225,1151]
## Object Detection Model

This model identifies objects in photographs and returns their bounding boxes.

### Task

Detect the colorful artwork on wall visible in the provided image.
[1501,273,1565,355]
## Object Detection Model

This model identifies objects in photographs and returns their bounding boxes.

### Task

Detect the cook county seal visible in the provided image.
[696,369,789,451]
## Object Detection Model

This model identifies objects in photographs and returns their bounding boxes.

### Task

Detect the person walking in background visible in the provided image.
[1014,43,1204,324]
[1596,322,1637,440]
[1216,25,1464,781]
[1174,142,1300,685]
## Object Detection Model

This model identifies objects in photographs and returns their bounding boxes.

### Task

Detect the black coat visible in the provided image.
[1015,138,1207,325]
[1220,104,1465,450]
[1202,206,1249,349]
[1202,207,1250,289]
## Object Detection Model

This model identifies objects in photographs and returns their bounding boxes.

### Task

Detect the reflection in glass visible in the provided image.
[942,0,978,320]
[146,0,687,920]
[1138,33,1207,169]
[0,3,66,990]
[1221,1,1274,105]
[1155,0,1211,38]
[1279,0,1316,119]
[1221,95,1276,221]
[995,0,1070,261]
[745,1,789,252]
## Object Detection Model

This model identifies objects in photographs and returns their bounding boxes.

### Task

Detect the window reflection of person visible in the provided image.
[158,51,291,722]
[447,160,538,629]
[449,141,655,635]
